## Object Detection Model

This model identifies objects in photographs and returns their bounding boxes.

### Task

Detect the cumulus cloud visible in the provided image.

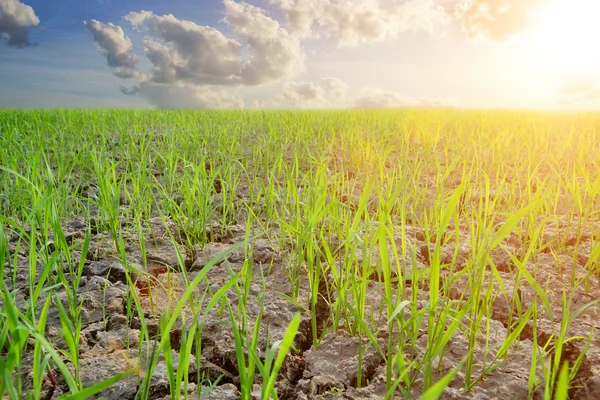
[118,82,243,109]
[111,1,304,108]
[88,1,305,109]
[125,12,243,85]
[283,81,326,107]
[85,13,247,109]
[113,67,145,80]
[454,0,545,41]
[135,82,244,109]
[350,88,456,108]
[119,85,140,96]
[0,0,39,48]
[124,1,303,87]
[276,77,351,108]
[262,77,448,109]
[269,0,450,47]
[352,87,418,108]
[322,77,348,97]
[86,0,455,110]
[84,19,137,69]
[223,0,304,84]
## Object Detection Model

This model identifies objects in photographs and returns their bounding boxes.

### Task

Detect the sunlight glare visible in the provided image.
[529,0,600,74]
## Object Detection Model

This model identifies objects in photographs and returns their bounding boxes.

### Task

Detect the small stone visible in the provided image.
[200,383,240,399]
[106,296,125,314]
[108,314,128,329]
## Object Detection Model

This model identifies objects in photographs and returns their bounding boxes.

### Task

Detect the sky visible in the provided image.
[1,0,599,110]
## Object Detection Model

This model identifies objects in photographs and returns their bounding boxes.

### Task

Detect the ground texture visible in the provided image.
[2,110,600,399]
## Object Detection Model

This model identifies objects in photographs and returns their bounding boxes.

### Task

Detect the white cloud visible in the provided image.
[85,1,455,110]
[84,19,137,69]
[124,1,303,87]
[125,12,243,85]
[455,0,545,41]
[322,77,348,97]
[222,0,280,40]
[261,77,440,109]
[134,82,244,109]
[86,14,246,109]
[0,0,39,48]
[352,87,418,108]
[113,67,145,80]
[223,0,304,85]
[269,0,451,47]
[88,1,306,109]
[282,81,326,107]
[119,85,140,96]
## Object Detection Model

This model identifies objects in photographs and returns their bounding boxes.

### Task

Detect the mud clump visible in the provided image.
[303,331,384,389]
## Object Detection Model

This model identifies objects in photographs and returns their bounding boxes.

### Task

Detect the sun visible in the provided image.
[528,0,600,74]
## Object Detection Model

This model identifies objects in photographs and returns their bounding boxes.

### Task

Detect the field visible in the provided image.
[1,109,600,399]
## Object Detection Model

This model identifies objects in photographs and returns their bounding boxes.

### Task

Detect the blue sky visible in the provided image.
[1,0,599,109]
[0,0,222,107]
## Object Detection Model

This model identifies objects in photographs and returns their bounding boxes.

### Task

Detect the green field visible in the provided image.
[1,109,600,399]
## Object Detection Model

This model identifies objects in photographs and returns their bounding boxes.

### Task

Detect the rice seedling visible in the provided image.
[1,109,600,399]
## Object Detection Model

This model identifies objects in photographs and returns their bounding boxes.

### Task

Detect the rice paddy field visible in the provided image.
[2,109,600,400]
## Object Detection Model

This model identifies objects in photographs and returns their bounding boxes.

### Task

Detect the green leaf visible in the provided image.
[59,369,137,400]
[263,313,301,399]
[495,306,533,361]
[388,300,411,323]
[507,252,554,323]
[420,359,465,400]
[490,203,534,250]
[159,240,245,350]
[343,300,385,359]
[554,362,570,400]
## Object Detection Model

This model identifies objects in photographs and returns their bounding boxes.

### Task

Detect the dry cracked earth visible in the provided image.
[4,208,600,400]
